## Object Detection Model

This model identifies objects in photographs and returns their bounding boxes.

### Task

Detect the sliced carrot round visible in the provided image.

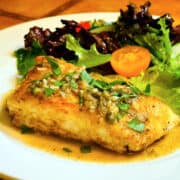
[110,46,151,77]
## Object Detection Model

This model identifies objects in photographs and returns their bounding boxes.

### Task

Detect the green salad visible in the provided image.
[14,1,180,115]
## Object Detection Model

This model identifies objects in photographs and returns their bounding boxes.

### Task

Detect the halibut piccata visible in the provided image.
[6,56,179,153]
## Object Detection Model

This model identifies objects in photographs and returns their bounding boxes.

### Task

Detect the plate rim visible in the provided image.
[0,12,179,180]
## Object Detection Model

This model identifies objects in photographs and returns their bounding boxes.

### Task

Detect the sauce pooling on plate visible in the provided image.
[1,98,180,163]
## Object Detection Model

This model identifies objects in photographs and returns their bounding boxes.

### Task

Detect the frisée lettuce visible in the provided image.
[130,43,180,115]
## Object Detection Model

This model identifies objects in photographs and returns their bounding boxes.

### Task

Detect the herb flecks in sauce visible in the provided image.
[80,145,92,153]
[20,125,34,134]
[29,57,146,130]
[127,117,145,133]
[62,147,72,153]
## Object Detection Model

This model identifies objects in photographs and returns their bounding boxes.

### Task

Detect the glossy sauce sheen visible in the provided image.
[1,99,180,163]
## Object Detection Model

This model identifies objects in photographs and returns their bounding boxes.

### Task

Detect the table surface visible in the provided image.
[0,0,179,30]
[0,0,179,179]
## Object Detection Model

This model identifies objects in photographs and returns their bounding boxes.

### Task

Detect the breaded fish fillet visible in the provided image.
[6,56,179,153]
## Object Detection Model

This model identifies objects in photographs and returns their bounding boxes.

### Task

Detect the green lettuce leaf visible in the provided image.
[130,72,180,115]
[130,42,180,115]
[134,18,172,65]
[15,41,46,77]
[167,43,180,78]
[65,34,111,68]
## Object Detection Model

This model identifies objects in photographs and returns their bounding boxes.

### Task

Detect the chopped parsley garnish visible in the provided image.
[62,147,72,153]
[54,80,66,87]
[90,79,126,91]
[42,73,53,79]
[31,79,39,83]
[66,71,77,78]
[80,145,91,153]
[29,64,144,125]
[70,79,78,89]
[117,102,130,112]
[112,91,119,96]
[116,113,123,121]
[80,70,140,98]
[44,87,55,96]
[127,117,145,133]
[80,70,126,91]
[46,56,61,76]
[20,125,34,134]
[30,86,37,95]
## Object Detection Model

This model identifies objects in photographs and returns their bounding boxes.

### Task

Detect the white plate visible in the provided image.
[0,13,180,180]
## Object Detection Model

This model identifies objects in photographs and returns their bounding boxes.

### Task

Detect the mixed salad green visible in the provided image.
[14,1,180,115]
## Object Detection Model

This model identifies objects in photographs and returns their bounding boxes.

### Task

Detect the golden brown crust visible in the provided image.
[6,56,179,153]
